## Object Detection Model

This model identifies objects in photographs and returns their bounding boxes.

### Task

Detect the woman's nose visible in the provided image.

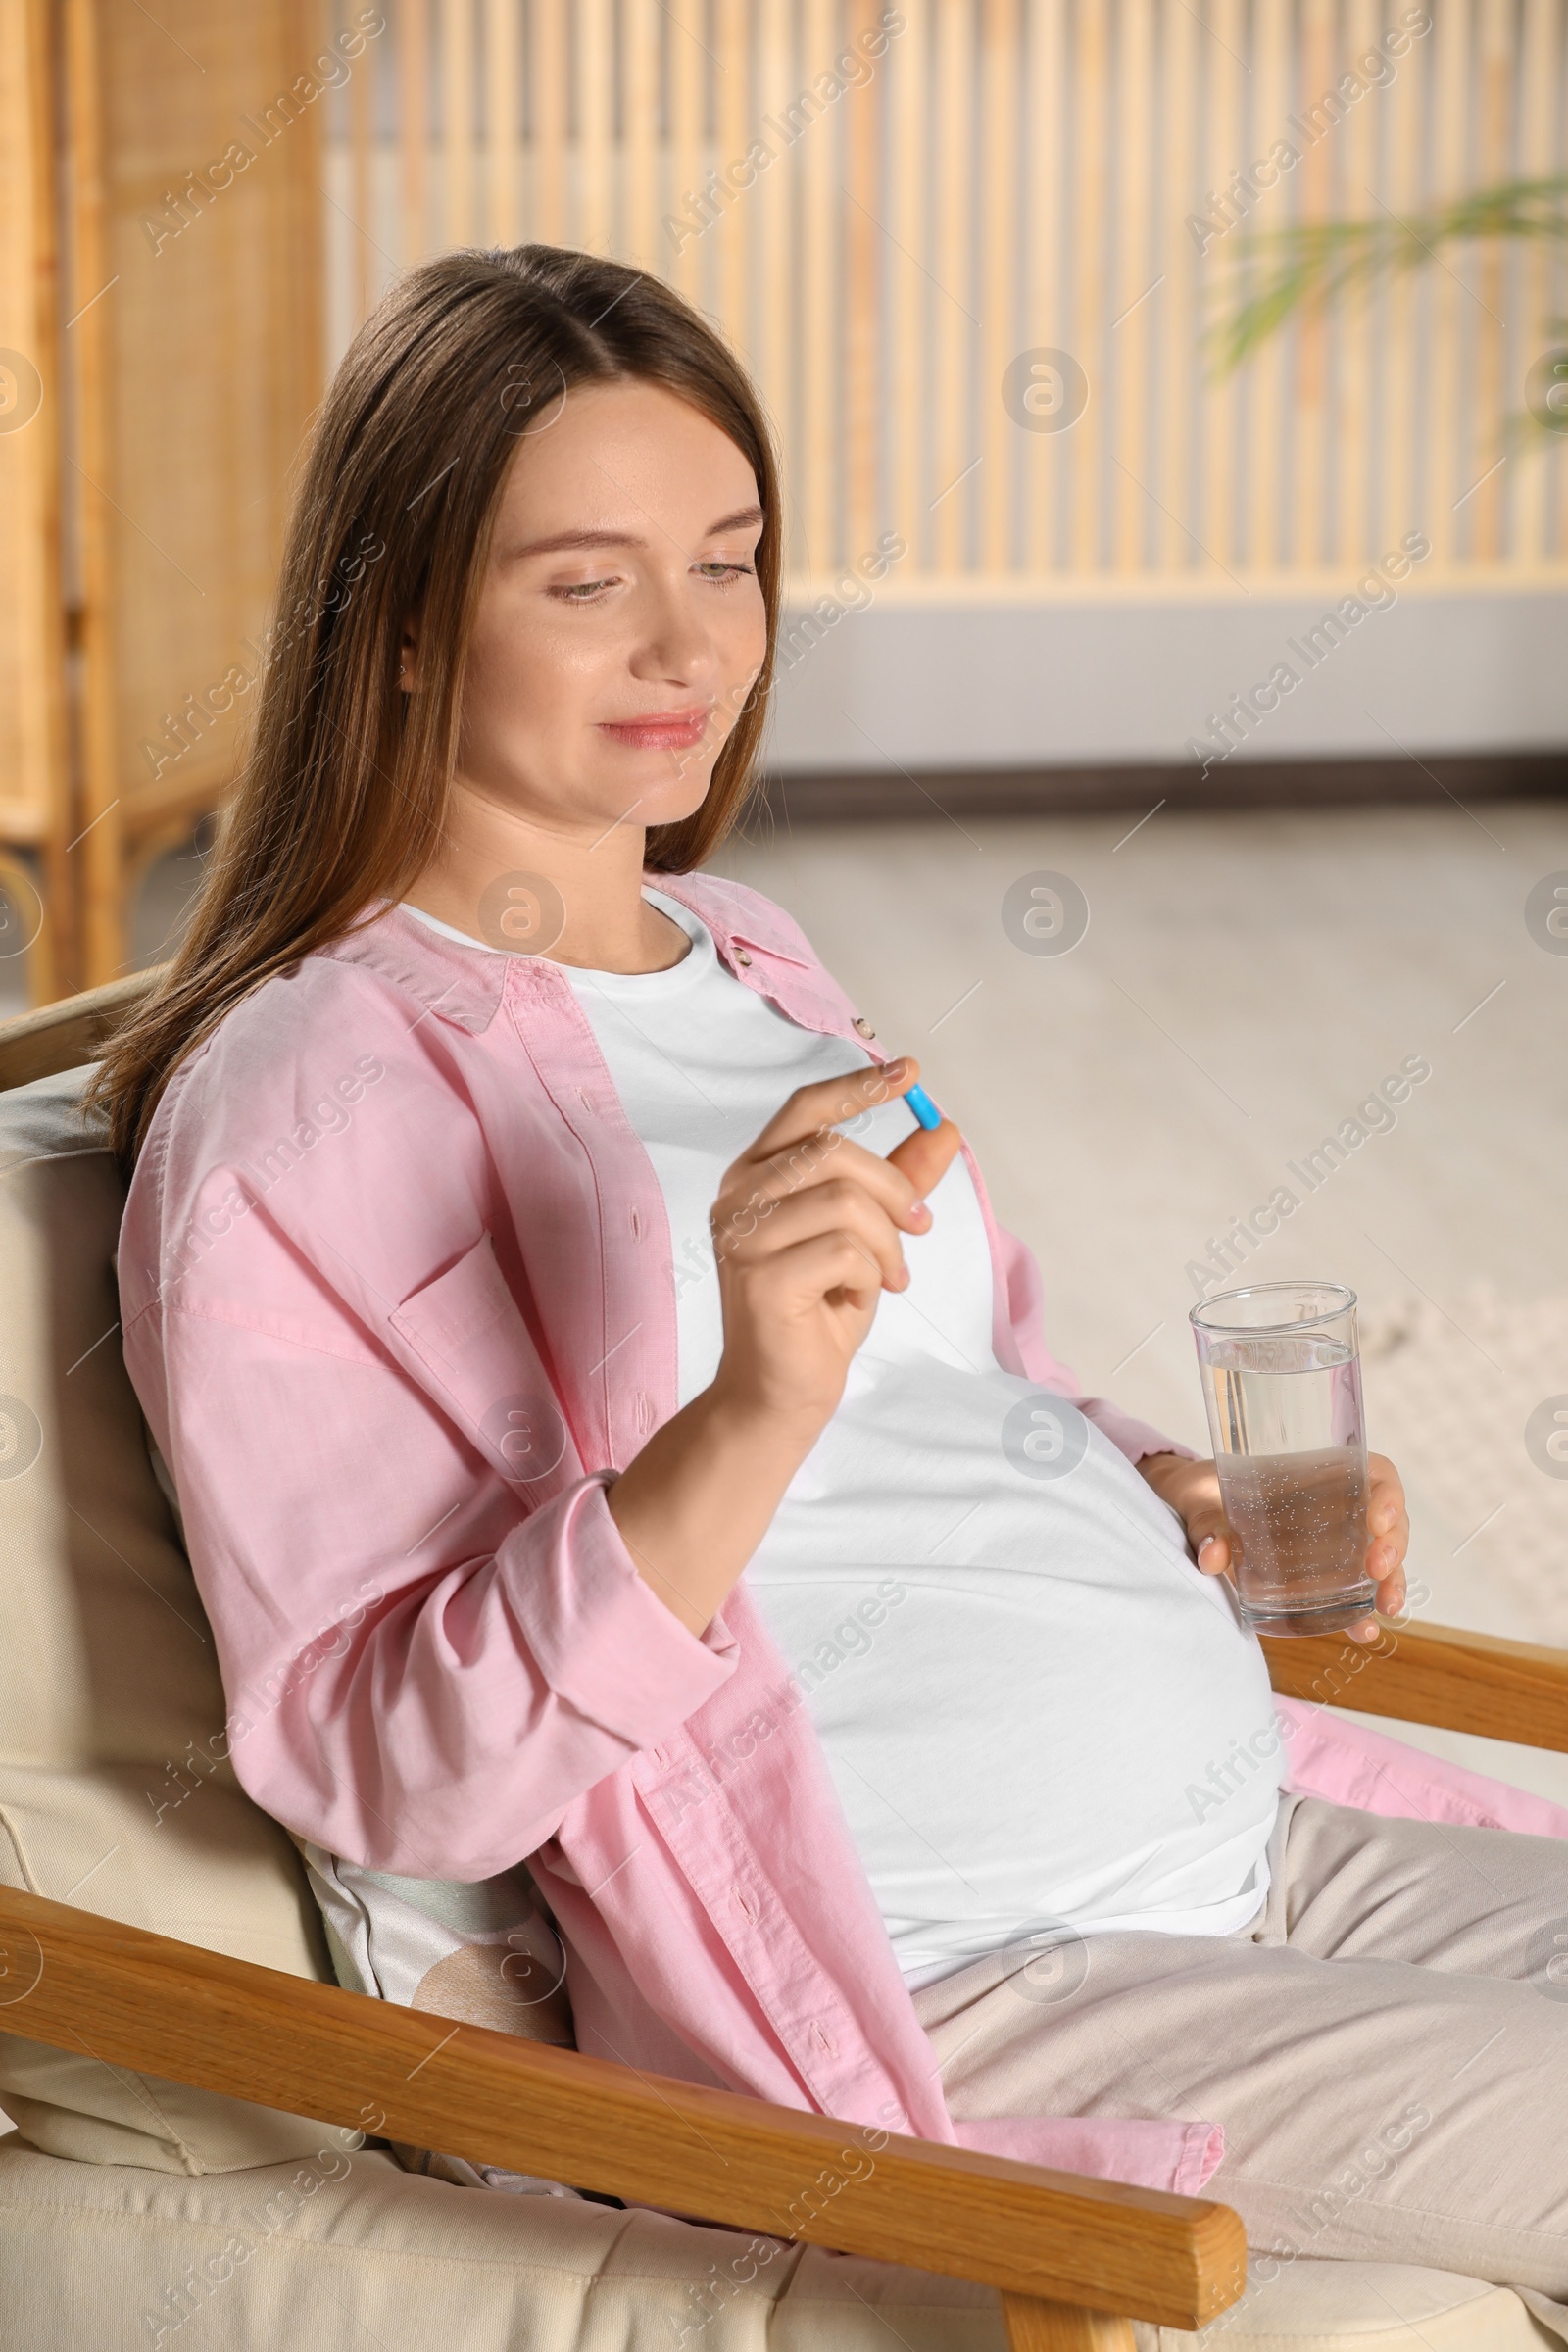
[631,578,721,682]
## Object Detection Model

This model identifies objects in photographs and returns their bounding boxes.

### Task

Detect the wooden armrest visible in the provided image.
[1263,1616,1568,1754]
[0,967,165,1091]
[0,1886,1245,2338]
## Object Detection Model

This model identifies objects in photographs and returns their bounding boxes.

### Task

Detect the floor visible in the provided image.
[14,796,1568,1786]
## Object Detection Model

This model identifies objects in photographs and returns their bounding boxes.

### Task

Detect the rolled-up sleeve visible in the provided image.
[500,1470,736,1746]
[1079,1395,1198,1466]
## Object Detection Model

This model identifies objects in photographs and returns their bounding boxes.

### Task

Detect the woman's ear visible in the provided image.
[399,617,420,693]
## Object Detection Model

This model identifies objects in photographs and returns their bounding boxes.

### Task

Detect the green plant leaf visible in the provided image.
[1208,175,1568,378]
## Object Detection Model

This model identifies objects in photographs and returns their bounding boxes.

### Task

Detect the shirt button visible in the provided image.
[733,947,753,967]
[853,1016,875,1039]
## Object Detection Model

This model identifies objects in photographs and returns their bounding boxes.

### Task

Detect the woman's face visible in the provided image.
[424,377,768,841]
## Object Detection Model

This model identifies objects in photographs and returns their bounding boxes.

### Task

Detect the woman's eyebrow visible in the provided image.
[512,505,765,559]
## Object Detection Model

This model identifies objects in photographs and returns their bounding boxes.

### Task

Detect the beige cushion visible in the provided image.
[1145,2266,1561,2348]
[0,2137,1555,2352]
[0,1068,335,2168]
[0,2137,1008,2351]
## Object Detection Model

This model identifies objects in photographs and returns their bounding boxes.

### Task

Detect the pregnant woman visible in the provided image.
[98,245,1568,2325]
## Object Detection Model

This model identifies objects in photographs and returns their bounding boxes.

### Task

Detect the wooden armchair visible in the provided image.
[4,974,1568,2352]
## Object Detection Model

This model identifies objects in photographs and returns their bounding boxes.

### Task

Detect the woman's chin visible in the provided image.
[454,760,715,842]
[597,763,717,834]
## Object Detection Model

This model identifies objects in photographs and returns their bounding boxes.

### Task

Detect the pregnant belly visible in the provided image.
[744,1362,1285,1974]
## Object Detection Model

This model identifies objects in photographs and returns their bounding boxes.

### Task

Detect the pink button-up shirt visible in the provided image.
[119,873,1568,2197]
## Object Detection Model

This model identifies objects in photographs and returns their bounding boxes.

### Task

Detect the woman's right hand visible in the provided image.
[607,1055,960,1635]
[707,1057,962,1437]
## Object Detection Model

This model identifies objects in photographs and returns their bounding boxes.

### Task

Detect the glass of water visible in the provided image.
[1188,1280,1375,1639]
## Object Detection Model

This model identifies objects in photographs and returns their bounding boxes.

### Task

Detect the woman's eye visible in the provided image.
[549,561,753,602]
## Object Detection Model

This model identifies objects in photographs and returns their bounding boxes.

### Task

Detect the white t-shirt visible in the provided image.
[404,892,1282,1983]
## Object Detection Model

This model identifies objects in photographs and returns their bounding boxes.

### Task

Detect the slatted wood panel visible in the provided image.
[322,0,1568,589]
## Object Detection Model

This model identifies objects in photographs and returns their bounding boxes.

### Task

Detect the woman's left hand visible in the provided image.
[1137,1449,1409,1642]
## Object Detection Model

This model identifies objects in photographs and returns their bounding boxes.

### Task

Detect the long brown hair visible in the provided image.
[92,243,783,1165]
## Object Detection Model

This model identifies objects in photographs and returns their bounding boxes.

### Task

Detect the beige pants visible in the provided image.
[911,1793,1568,2337]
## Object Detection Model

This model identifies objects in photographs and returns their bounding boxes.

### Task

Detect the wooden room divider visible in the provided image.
[0,0,325,1000]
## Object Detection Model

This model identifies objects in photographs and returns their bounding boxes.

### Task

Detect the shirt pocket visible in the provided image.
[388,1232,582,1494]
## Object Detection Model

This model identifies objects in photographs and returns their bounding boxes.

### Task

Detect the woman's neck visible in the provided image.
[404,781,691,975]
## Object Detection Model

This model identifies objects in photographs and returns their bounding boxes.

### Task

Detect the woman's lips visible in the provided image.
[597,709,711,752]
